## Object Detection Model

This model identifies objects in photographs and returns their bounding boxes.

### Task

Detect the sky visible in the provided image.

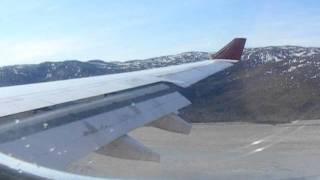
[0,0,320,66]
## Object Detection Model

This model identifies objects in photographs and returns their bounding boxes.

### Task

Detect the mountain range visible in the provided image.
[0,52,208,87]
[1,46,320,123]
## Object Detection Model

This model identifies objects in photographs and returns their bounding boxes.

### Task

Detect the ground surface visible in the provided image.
[69,120,320,180]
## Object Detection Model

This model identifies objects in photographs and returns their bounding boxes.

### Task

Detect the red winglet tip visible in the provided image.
[210,38,246,61]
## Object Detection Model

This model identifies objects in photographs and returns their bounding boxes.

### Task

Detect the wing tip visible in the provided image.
[210,38,247,61]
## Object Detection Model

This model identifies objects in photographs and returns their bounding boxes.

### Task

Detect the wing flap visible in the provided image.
[149,113,191,135]
[96,135,160,162]
[0,92,190,170]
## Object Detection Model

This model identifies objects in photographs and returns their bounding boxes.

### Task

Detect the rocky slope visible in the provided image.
[181,46,320,123]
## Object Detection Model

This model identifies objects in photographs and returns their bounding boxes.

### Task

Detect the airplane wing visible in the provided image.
[0,38,246,176]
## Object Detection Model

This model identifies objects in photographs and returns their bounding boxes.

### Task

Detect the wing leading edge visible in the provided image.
[0,38,246,176]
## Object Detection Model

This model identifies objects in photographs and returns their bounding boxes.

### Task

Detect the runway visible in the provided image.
[69,120,320,180]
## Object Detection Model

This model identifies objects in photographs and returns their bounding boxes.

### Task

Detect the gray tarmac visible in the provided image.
[69,120,320,180]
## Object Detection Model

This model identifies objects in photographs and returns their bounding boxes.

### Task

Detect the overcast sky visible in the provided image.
[0,0,319,66]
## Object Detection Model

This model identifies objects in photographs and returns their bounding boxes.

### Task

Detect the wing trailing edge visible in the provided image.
[210,38,246,60]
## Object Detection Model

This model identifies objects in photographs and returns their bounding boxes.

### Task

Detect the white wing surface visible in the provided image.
[0,38,246,178]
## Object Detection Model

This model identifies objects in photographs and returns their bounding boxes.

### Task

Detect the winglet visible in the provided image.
[210,38,246,61]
